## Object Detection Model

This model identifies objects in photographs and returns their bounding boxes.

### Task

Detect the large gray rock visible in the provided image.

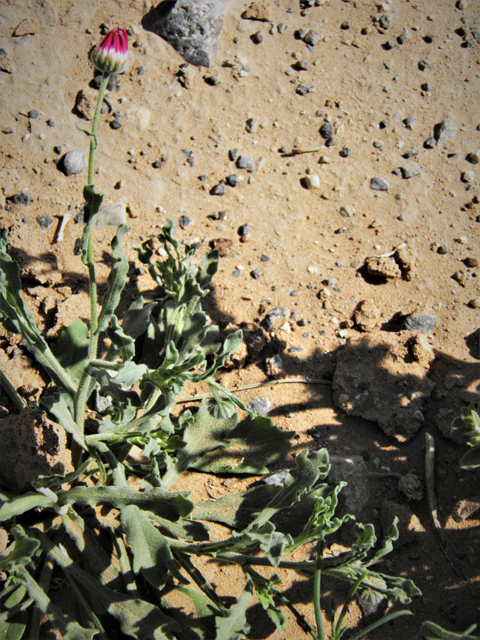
[142,0,226,67]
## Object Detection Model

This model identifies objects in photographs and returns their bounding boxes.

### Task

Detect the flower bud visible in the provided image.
[398,472,423,501]
[91,27,128,75]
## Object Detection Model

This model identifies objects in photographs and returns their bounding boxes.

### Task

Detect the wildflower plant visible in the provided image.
[0,28,420,640]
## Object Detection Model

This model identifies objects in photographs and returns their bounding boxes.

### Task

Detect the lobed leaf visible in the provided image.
[121,505,174,591]
[214,576,252,640]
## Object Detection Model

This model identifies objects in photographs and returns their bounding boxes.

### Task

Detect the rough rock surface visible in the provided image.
[332,333,435,440]
[142,0,226,67]
[0,409,73,491]
[353,299,380,332]
[329,455,370,518]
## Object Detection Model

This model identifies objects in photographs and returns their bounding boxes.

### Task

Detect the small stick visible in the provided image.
[366,242,407,259]
[425,432,466,580]
[55,213,70,243]
[176,377,332,404]
[286,147,324,156]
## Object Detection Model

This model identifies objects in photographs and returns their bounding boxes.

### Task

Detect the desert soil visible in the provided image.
[0,0,479,638]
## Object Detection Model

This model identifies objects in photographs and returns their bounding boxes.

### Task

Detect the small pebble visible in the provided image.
[370,177,390,191]
[462,170,475,183]
[434,119,457,145]
[153,160,163,169]
[403,116,416,130]
[339,147,351,158]
[62,149,87,176]
[226,174,239,187]
[53,145,63,155]
[260,254,270,262]
[251,31,263,44]
[424,137,437,149]
[11,193,32,206]
[110,119,122,129]
[296,83,314,95]
[401,164,422,179]
[211,182,226,196]
[248,397,272,415]
[236,155,255,169]
[466,150,480,164]
[438,246,448,255]
[251,268,263,279]
[320,122,334,139]
[246,117,257,132]
[239,224,251,236]
[304,30,321,46]
[404,313,437,333]
[469,297,480,309]
[464,257,479,268]
[74,238,82,255]
[418,60,431,71]
[36,215,54,229]
[229,148,239,161]
[137,65,146,76]
[28,109,40,119]
[303,174,320,189]
[178,215,192,229]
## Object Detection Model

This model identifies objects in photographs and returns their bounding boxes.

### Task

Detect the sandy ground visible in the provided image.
[0,0,480,637]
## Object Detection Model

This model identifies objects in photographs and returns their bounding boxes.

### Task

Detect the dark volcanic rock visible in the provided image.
[142,0,226,67]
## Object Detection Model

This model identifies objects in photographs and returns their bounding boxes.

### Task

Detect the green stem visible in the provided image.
[314,536,326,640]
[72,73,110,458]
[88,74,109,186]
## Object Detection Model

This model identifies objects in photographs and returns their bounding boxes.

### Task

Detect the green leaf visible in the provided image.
[250,449,330,529]
[16,568,98,640]
[0,231,47,349]
[41,393,86,450]
[105,315,135,360]
[459,445,480,469]
[96,224,130,335]
[121,297,157,339]
[245,568,285,633]
[214,575,252,640]
[0,526,39,573]
[422,622,479,640]
[0,493,56,524]
[160,401,239,489]
[58,486,193,521]
[121,505,173,591]
[0,620,27,640]
[35,532,181,640]
[83,184,104,225]
[192,414,291,474]
[52,319,89,381]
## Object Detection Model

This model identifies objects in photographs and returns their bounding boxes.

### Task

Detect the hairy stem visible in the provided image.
[72,73,110,454]
[314,535,326,640]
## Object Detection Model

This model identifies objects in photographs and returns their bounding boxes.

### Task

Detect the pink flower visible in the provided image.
[91,27,128,75]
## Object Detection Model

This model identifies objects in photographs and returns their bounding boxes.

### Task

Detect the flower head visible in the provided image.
[91,27,128,75]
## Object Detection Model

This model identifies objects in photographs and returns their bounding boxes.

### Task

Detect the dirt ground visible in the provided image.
[0,0,479,638]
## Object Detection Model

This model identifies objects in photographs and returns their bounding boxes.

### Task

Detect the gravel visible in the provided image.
[11,193,32,206]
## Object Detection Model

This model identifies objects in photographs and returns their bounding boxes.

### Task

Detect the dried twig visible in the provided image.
[425,432,466,580]
[176,377,332,404]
